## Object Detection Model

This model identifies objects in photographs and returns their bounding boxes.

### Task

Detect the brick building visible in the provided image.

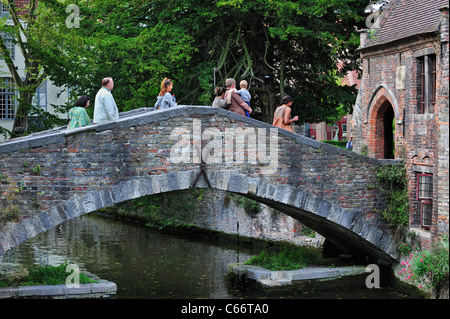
[351,0,449,245]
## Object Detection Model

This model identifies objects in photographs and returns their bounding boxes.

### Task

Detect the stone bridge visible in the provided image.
[0,106,400,263]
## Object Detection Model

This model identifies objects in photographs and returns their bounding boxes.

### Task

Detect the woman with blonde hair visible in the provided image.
[154,77,177,109]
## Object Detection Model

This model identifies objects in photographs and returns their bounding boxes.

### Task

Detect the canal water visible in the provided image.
[1,214,416,299]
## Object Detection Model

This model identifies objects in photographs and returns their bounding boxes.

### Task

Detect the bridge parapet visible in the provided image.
[0,106,400,262]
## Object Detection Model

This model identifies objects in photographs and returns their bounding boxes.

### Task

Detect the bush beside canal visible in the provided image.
[244,243,322,271]
[0,261,98,288]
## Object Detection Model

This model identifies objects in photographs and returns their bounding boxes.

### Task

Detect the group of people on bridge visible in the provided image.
[67,77,118,129]
[209,77,300,133]
[67,77,300,133]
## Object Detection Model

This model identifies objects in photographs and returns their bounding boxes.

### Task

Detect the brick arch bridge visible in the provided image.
[0,106,400,263]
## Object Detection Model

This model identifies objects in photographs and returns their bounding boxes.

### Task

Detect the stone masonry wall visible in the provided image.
[182,189,320,247]
[436,8,449,239]
[111,188,321,247]
[0,107,389,217]
[0,107,398,261]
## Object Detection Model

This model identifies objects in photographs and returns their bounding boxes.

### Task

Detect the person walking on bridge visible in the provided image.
[93,77,119,124]
[67,95,91,129]
[272,95,298,132]
[224,78,252,117]
[154,78,177,110]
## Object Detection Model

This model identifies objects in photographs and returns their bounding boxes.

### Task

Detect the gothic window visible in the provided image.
[417,173,433,229]
[417,54,436,114]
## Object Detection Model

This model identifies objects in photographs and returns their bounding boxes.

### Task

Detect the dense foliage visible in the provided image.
[0,0,48,136]
[376,162,410,228]
[28,0,194,114]
[0,262,98,287]
[25,0,372,125]
[398,235,449,291]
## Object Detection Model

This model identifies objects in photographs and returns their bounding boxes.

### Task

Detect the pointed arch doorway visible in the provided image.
[368,94,396,159]
[381,101,395,159]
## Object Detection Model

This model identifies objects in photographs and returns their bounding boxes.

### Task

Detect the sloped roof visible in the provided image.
[365,0,448,48]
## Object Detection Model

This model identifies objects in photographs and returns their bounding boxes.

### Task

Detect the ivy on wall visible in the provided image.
[227,193,261,215]
[376,162,409,228]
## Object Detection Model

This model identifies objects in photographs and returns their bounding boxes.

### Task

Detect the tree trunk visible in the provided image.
[247,24,278,123]
[262,80,277,123]
[12,92,33,136]
[253,55,277,123]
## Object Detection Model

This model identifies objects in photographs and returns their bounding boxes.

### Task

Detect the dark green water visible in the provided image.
[1,214,416,299]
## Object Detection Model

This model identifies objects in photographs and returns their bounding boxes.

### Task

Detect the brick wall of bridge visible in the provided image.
[0,108,387,218]
[0,107,398,261]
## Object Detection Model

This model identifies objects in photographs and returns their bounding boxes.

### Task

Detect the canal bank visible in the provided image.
[0,278,116,299]
[227,263,369,294]
[0,261,117,299]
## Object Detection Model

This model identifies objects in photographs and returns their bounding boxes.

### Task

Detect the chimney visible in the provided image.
[358,29,369,49]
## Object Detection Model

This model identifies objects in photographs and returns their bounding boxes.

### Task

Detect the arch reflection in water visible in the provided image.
[1,214,254,299]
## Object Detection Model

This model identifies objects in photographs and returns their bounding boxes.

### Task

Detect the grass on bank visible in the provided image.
[0,262,98,288]
[244,243,322,271]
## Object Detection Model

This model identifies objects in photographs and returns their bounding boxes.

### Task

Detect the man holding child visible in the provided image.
[224,78,252,117]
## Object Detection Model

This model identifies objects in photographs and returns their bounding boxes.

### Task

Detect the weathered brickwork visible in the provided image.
[352,3,449,246]
[1,107,399,262]
[436,7,450,242]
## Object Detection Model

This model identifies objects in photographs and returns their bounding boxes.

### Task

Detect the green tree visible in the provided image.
[28,0,194,115]
[0,0,48,137]
[28,0,371,125]
[151,0,368,123]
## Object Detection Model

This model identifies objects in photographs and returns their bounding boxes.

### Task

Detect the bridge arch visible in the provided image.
[0,106,400,263]
[1,169,399,263]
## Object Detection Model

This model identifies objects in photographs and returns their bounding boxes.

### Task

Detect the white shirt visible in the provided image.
[93,87,119,123]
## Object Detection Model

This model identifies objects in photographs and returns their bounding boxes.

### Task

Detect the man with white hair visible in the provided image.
[93,77,119,123]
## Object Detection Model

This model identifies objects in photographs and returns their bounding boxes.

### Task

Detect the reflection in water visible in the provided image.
[1,214,254,299]
[1,214,415,299]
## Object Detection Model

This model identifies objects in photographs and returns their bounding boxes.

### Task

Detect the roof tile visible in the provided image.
[365,0,448,48]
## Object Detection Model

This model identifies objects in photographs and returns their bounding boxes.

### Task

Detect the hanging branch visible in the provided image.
[279,50,286,97]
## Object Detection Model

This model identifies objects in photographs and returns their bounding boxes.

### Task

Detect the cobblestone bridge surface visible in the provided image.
[0,106,400,262]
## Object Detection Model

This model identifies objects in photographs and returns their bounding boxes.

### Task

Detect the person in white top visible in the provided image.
[154,77,177,110]
[93,77,119,124]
